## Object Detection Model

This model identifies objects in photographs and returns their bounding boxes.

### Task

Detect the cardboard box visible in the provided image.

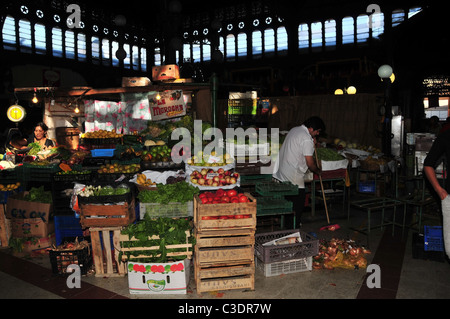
[22,234,55,256]
[152,65,180,81]
[127,259,190,294]
[6,192,53,223]
[122,77,151,87]
[11,218,55,238]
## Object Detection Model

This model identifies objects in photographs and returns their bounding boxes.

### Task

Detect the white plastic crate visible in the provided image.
[256,256,312,277]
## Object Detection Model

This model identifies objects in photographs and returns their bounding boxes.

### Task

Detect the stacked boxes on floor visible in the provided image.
[193,193,257,295]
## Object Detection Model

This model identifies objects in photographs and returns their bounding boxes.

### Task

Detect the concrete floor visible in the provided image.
[1,193,450,303]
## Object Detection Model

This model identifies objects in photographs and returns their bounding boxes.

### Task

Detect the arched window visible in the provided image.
[311,21,322,51]
[226,34,236,60]
[264,28,275,53]
[65,30,75,59]
[183,43,191,62]
[132,45,139,70]
[192,41,201,62]
[77,33,86,61]
[112,41,120,66]
[202,40,211,61]
[237,32,247,57]
[219,36,225,58]
[342,16,354,44]
[123,44,131,68]
[371,12,384,39]
[154,47,162,66]
[298,23,309,50]
[252,30,262,57]
[276,26,288,53]
[356,14,369,44]
[52,27,63,57]
[19,19,32,53]
[34,23,46,54]
[102,38,110,66]
[391,9,405,27]
[2,15,16,50]
[324,19,336,49]
[140,48,147,71]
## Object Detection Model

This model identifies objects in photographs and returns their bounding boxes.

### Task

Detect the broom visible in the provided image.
[314,145,340,231]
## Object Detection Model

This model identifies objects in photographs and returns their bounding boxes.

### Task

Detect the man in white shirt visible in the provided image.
[273,116,325,227]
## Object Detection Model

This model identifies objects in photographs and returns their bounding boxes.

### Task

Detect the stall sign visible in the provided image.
[149,90,186,121]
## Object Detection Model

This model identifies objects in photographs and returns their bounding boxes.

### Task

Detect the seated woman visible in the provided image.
[27,122,55,150]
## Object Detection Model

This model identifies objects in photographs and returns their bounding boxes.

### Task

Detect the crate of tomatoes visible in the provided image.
[193,188,257,231]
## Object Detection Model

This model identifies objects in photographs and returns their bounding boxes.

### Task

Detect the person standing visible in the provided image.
[424,129,450,258]
[27,122,55,150]
[273,116,326,227]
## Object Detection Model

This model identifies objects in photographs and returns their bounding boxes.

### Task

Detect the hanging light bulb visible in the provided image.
[74,106,80,113]
[32,88,38,103]
[156,92,162,100]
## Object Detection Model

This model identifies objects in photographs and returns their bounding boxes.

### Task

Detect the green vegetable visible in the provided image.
[23,186,52,203]
[316,148,344,161]
[120,216,195,263]
[137,181,199,204]
[99,185,115,196]
[27,142,42,155]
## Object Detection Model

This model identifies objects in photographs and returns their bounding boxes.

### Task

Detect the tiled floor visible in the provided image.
[1,194,450,302]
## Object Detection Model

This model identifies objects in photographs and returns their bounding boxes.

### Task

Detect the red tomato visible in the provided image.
[201,197,209,204]
[199,193,207,199]
[234,214,244,219]
[219,215,228,219]
[231,198,239,203]
[202,216,218,220]
[239,196,249,203]
[227,189,237,197]
[243,214,251,218]
[215,188,225,197]
[221,195,230,203]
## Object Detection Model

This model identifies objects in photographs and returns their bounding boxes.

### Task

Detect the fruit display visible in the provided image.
[118,146,142,161]
[136,173,156,188]
[141,145,171,162]
[144,139,166,147]
[189,168,239,187]
[198,188,250,205]
[186,151,233,166]
[81,129,123,139]
[0,182,21,192]
[97,163,140,174]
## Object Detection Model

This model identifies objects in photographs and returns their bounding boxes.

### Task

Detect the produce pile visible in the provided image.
[312,238,371,270]
[23,186,52,203]
[78,184,130,197]
[137,181,199,204]
[316,147,345,161]
[96,163,140,174]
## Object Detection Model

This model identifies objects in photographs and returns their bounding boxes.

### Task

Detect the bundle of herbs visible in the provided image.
[137,181,199,204]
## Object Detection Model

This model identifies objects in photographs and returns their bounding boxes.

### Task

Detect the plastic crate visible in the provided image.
[0,187,22,204]
[91,149,115,157]
[255,229,319,264]
[49,245,91,275]
[55,215,84,246]
[255,181,299,197]
[256,256,312,277]
[257,196,293,216]
[22,164,60,182]
[358,181,376,193]
[52,171,92,182]
[424,226,444,251]
[139,201,194,219]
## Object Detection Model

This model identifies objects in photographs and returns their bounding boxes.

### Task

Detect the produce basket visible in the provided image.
[52,171,92,182]
[22,163,60,182]
[255,229,319,264]
[256,256,312,277]
[49,243,91,275]
[139,201,193,219]
[54,215,84,246]
[79,199,136,227]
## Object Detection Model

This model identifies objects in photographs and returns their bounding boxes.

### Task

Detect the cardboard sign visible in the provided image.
[127,259,190,294]
[6,192,53,223]
[148,90,186,121]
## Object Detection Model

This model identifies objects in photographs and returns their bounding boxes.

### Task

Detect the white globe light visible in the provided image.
[347,86,357,94]
[334,89,344,95]
[378,64,393,78]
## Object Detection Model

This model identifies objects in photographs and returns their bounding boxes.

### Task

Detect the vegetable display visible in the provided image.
[78,184,130,197]
[23,186,52,203]
[315,148,344,161]
[120,216,195,263]
[137,181,199,204]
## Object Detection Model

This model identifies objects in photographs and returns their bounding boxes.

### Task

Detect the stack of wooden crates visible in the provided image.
[193,192,257,295]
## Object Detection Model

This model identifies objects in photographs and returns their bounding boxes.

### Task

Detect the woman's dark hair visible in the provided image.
[35,122,49,132]
[303,116,326,132]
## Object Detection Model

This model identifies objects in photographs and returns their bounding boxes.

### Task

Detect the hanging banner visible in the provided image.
[148,90,186,121]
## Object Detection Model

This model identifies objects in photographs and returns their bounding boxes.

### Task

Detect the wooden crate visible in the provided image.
[194,228,255,295]
[193,193,257,232]
[80,199,136,228]
[89,227,127,277]
[195,261,255,294]
[119,230,193,262]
